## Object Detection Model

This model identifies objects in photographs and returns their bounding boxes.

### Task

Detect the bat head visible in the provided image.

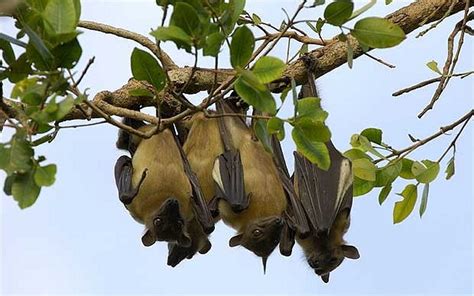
[307,244,360,283]
[142,198,191,247]
[229,216,284,272]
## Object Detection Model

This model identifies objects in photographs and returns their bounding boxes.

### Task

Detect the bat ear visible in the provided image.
[342,244,360,259]
[229,234,243,247]
[141,229,156,247]
[178,234,192,247]
[321,273,330,283]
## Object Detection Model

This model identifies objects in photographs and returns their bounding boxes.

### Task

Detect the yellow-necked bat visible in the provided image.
[285,56,359,282]
[166,112,224,266]
[212,100,287,272]
[114,119,214,248]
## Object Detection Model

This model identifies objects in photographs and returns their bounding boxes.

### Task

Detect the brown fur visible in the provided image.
[125,127,193,231]
[218,116,287,232]
[183,112,224,204]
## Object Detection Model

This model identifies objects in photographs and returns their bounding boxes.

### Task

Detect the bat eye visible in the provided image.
[252,229,263,237]
[154,217,162,224]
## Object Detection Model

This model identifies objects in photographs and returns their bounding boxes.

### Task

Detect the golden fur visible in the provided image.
[218,116,287,232]
[126,127,193,229]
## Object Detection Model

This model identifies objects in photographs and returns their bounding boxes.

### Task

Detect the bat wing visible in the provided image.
[270,136,310,234]
[294,141,353,234]
[172,126,215,235]
[212,150,249,212]
[114,155,147,205]
[270,136,310,256]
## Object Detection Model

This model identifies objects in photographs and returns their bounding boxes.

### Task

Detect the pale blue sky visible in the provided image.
[1,1,473,294]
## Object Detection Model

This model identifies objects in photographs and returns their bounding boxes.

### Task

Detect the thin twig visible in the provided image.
[73,57,95,88]
[205,112,273,120]
[374,109,473,164]
[57,120,107,129]
[417,0,457,38]
[437,116,470,162]
[362,52,396,69]
[418,6,473,118]
[256,31,326,45]
[393,71,474,96]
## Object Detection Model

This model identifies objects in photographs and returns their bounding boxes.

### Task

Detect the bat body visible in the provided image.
[183,112,224,208]
[289,58,359,283]
[213,102,287,271]
[115,121,214,249]
[294,146,359,283]
[166,112,224,266]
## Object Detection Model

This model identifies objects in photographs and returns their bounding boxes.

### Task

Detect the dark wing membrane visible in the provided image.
[294,141,353,233]
[114,155,147,205]
[213,150,249,212]
[172,126,215,235]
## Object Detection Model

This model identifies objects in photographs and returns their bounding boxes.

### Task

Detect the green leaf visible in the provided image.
[5,53,32,83]
[252,13,262,25]
[378,184,392,205]
[12,170,41,209]
[52,37,82,68]
[352,158,376,181]
[23,24,54,70]
[130,48,166,92]
[375,160,402,187]
[0,39,16,65]
[292,130,330,170]
[230,26,255,69]
[347,40,353,68]
[170,2,201,37]
[296,97,328,122]
[343,149,372,161]
[128,88,154,98]
[254,119,272,153]
[234,77,276,115]
[412,160,440,184]
[351,17,406,49]
[293,117,331,143]
[426,60,442,75]
[3,175,16,196]
[361,127,382,145]
[419,183,429,218]
[203,32,224,57]
[353,176,374,196]
[393,184,417,224]
[55,96,75,120]
[7,133,34,174]
[220,0,246,35]
[151,26,193,52]
[324,0,354,26]
[267,117,285,141]
[44,0,77,34]
[34,164,57,187]
[252,56,286,83]
[351,134,385,159]
[240,69,266,92]
[445,157,455,180]
[400,158,415,179]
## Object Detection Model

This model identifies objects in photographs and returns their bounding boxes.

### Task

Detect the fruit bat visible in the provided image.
[212,100,287,273]
[287,57,359,283]
[165,112,224,266]
[114,119,214,248]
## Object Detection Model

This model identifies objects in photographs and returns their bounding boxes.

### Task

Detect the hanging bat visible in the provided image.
[212,100,287,273]
[166,111,224,266]
[290,56,359,283]
[114,119,214,249]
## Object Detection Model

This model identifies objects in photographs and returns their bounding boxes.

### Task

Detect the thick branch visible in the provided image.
[78,20,177,70]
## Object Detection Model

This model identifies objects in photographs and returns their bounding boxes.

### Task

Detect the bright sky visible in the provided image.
[1,1,473,295]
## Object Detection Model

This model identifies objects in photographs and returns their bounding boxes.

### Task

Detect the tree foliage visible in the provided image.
[0,0,472,224]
